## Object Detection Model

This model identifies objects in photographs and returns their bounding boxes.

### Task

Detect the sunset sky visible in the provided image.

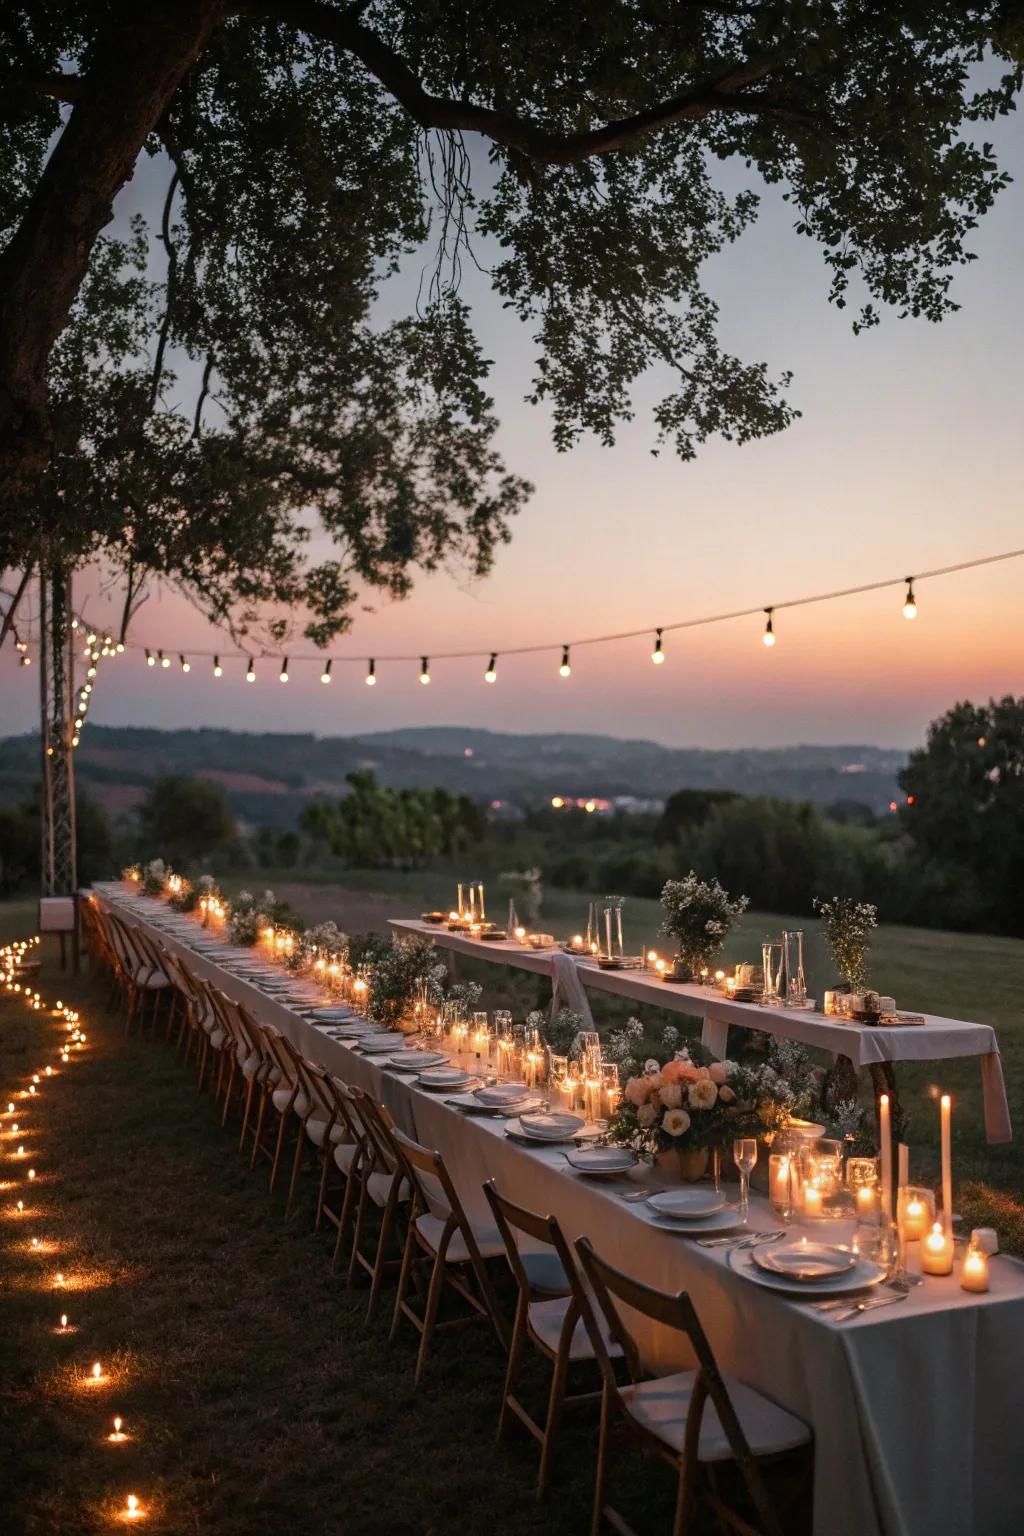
[3,106,1022,751]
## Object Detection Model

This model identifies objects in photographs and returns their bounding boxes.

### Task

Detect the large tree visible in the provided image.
[1,2,1021,634]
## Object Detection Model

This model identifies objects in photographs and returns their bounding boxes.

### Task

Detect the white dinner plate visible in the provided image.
[358,1034,409,1054]
[474,1083,532,1108]
[309,1007,355,1020]
[446,1093,546,1116]
[324,1023,381,1037]
[643,1207,744,1236]
[517,1111,585,1141]
[386,1051,449,1070]
[418,1067,477,1090]
[729,1247,886,1297]
[504,1116,590,1145]
[564,1146,639,1176]
[752,1239,857,1280]
[647,1189,727,1220]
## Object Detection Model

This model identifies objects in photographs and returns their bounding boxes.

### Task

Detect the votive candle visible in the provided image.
[921,1221,954,1276]
[856,1185,879,1220]
[960,1245,990,1294]
[803,1185,824,1219]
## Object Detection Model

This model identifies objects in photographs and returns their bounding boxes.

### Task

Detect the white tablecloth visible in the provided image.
[93,887,1024,1536]
[391,921,1013,1144]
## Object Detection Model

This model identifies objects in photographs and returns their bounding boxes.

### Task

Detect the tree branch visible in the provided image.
[242,2,802,163]
[0,563,35,652]
[149,170,181,412]
[193,353,215,437]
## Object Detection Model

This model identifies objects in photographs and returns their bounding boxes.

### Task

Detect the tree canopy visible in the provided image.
[138,773,238,866]
[1,2,1021,638]
[302,769,485,865]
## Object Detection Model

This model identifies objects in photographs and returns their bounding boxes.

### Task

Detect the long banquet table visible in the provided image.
[93,884,1024,1536]
[389,919,1013,1144]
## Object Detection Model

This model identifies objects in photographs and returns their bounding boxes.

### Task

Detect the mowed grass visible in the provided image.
[252,872,1024,1189]
[0,934,689,1536]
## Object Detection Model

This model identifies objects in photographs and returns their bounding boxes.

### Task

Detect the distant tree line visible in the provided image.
[300,771,486,868]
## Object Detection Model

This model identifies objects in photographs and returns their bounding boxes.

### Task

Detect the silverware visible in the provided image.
[832,1292,909,1322]
[697,1229,785,1249]
[617,1187,668,1202]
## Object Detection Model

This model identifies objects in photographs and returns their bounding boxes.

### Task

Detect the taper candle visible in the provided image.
[940,1094,953,1236]
[879,1094,892,1219]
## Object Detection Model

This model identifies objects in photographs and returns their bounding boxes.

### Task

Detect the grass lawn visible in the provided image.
[1,935,690,1536]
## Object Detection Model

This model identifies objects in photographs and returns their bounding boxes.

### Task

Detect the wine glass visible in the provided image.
[733,1137,758,1224]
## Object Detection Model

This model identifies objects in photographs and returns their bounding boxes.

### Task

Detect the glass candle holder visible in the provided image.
[769,1151,801,1219]
[960,1242,990,1294]
[846,1156,881,1222]
[921,1221,954,1276]
[601,1061,622,1122]
[897,1185,935,1243]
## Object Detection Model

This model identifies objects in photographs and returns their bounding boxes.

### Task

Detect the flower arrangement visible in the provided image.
[814,896,878,990]
[141,858,168,898]
[660,873,748,975]
[228,889,275,947]
[607,1051,745,1157]
[365,936,447,1028]
[533,1006,587,1059]
[122,864,141,885]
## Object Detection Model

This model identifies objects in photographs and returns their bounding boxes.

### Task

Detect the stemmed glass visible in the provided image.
[733,1138,758,1225]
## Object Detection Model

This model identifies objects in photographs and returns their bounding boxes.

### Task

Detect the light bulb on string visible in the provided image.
[279,658,289,683]
[903,578,917,620]
[179,655,190,673]
[762,608,776,648]
[213,656,222,678]
[420,657,431,685]
[159,650,170,669]
[559,645,571,678]
[365,659,376,686]
[320,659,332,685]
[651,628,665,665]
[484,653,497,684]
[246,658,256,683]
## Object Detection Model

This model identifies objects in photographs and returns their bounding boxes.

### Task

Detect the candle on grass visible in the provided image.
[109,1415,127,1443]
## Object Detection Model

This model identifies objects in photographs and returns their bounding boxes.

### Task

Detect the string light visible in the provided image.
[365,659,376,686]
[763,608,776,648]
[484,653,497,683]
[279,658,289,683]
[179,654,190,673]
[213,656,222,677]
[245,658,255,683]
[419,657,431,685]
[159,650,170,669]
[559,645,571,678]
[651,628,664,664]
[320,659,332,684]
[903,578,918,620]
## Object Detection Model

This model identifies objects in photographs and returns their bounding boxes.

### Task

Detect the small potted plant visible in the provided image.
[814,896,877,992]
[660,873,748,980]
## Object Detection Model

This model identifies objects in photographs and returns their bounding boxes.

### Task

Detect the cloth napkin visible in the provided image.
[550,951,595,1029]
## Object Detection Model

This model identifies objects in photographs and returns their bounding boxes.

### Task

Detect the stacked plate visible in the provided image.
[641,1188,743,1236]
[505,1110,586,1145]
[358,1034,410,1054]
[564,1146,638,1177]
[418,1066,477,1091]
[309,1006,355,1022]
[474,1083,534,1110]
[735,1239,885,1297]
[385,1049,449,1071]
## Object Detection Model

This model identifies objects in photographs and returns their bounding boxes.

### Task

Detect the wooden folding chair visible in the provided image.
[298,1063,358,1229]
[314,1075,368,1260]
[234,1002,276,1158]
[574,1237,813,1536]
[388,1128,508,1385]
[483,1180,619,1498]
[344,1088,412,1317]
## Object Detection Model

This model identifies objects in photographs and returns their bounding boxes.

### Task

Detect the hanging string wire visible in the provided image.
[3,545,1023,671]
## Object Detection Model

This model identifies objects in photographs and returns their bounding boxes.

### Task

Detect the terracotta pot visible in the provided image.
[655,1146,709,1183]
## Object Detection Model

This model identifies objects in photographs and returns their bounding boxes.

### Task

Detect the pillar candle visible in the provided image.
[879,1094,892,1220]
[900,1194,929,1242]
[803,1185,824,1218]
[898,1142,909,1189]
[940,1094,953,1236]
[856,1184,879,1220]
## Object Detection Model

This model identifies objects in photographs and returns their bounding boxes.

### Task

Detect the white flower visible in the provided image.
[688,1078,718,1111]
[644,1058,661,1077]
[637,1103,657,1128]
[718,1085,736,1104]
[658,1082,683,1110]
[662,1108,691,1138]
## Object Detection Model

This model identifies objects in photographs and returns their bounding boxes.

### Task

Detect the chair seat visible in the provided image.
[333,1141,361,1173]
[520,1248,570,1296]
[209,1028,227,1050]
[133,967,171,989]
[306,1117,348,1148]
[241,1052,262,1079]
[621,1371,811,1463]
[415,1212,505,1264]
[528,1295,623,1362]
[368,1169,409,1207]
[272,1087,311,1116]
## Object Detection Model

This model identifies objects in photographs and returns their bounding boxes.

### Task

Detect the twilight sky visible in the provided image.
[4,103,1023,750]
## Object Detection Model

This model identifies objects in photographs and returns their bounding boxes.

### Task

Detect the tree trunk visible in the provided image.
[0,0,225,510]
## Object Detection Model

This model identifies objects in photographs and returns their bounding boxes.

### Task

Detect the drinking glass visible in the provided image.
[782,930,807,1006]
[761,939,782,1005]
[733,1138,758,1224]
[471,1011,491,1065]
[603,895,624,959]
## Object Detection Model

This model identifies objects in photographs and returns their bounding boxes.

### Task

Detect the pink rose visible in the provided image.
[718,1085,735,1103]
[625,1076,651,1106]
[709,1062,728,1086]
[662,1058,700,1085]
[637,1103,657,1128]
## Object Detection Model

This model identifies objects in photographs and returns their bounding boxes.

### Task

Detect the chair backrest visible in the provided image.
[259,1023,300,1091]
[483,1179,595,1342]
[573,1236,769,1479]
[303,1063,358,1139]
[348,1086,401,1175]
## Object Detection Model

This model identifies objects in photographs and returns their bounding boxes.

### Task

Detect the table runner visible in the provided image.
[92,886,1024,1536]
[391,920,1013,1144]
